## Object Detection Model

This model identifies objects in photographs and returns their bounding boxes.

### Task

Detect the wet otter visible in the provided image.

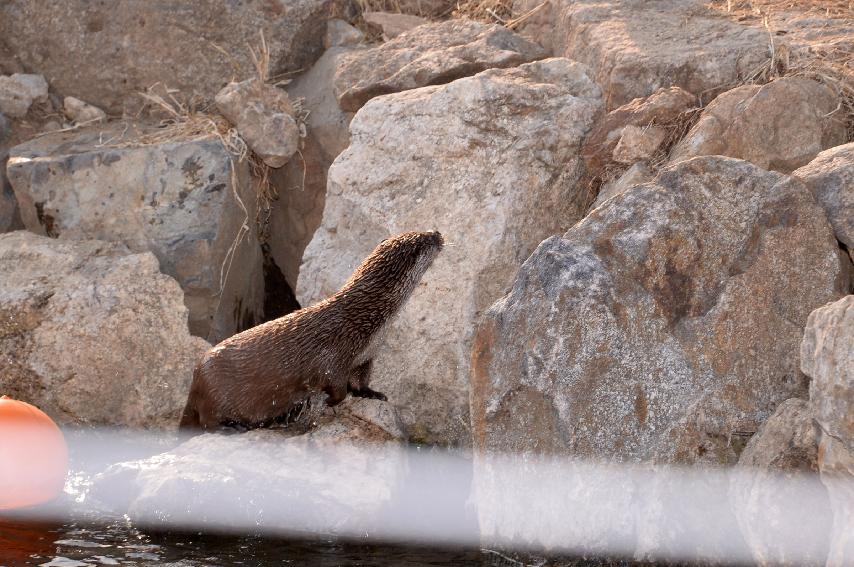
[179,230,444,431]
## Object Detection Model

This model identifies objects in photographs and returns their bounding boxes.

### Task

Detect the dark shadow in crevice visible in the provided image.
[261,242,301,323]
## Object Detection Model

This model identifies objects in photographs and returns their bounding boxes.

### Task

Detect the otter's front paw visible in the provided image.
[353,387,387,401]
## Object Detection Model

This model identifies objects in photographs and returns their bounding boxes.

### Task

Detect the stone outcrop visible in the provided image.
[0,73,48,118]
[88,398,407,530]
[730,398,832,567]
[794,142,854,261]
[0,149,22,233]
[552,0,770,109]
[268,45,358,287]
[472,156,845,463]
[7,124,264,343]
[0,0,352,114]
[0,231,209,428]
[671,77,847,173]
[333,19,547,112]
[299,58,602,445]
[802,295,854,567]
[215,78,300,168]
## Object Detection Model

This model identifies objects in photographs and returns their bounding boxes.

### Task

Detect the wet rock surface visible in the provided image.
[0,0,353,114]
[6,123,264,343]
[0,231,209,428]
[471,156,844,463]
[88,398,408,530]
[671,77,846,173]
[333,19,547,112]
[300,58,602,445]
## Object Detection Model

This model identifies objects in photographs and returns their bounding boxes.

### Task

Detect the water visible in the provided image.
[0,513,488,566]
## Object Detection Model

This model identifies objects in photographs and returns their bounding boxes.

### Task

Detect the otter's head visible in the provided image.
[339,231,444,311]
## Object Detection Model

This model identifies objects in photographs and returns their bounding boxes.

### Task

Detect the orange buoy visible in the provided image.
[0,395,69,510]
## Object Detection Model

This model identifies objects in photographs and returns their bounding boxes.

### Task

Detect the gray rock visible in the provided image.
[471,156,844,464]
[215,78,300,168]
[671,77,846,173]
[730,398,832,567]
[553,0,770,109]
[0,111,9,142]
[794,142,854,261]
[363,11,429,39]
[324,19,364,48]
[0,0,353,114]
[63,96,107,124]
[300,58,602,445]
[0,73,48,117]
[0,231,209,428]
[802,296,854,567]
[333,19,547,112]
[6,123,264,343]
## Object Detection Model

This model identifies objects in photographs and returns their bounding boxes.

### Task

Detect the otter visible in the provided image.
[179,230,444,431]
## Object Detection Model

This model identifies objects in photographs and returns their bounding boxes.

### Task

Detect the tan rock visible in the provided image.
[7,123,264,343]
[553,0,769,109]
[300,58,602,445]
[581,86,697,180]
[215,78,300,168]
[730,398,831,567]
[511,0,555,52]
[268,45,357,287]
[363,11,428,39]
[333,19,547,111]
[0,231,210,428]
[671,77,846,173]
[801,296,854,567]
[612,124,666,164]
[472,156,844,463]
[794,143,854,261]
[0,0,353,114]
[62,96,107,124]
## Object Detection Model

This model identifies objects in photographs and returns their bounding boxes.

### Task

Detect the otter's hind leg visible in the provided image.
[347,360,387,401]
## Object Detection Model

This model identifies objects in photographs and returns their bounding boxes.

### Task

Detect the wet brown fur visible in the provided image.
[179,231,444,431]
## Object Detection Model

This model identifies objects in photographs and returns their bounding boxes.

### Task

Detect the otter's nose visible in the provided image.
[427,231,444,246]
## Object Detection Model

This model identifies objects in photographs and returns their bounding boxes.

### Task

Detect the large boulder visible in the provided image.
[671,77,847,173]
[333,19,547,112]
[0,0,352,114]
[552,0,770,109]
[268,45,358,287]
[6,124,264,343]
[802,296,854,567]
[729,398,832,567]
[472,156,845,464]
[0,231,209,428]
[299,58,603,445]
[794,142,854,261]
